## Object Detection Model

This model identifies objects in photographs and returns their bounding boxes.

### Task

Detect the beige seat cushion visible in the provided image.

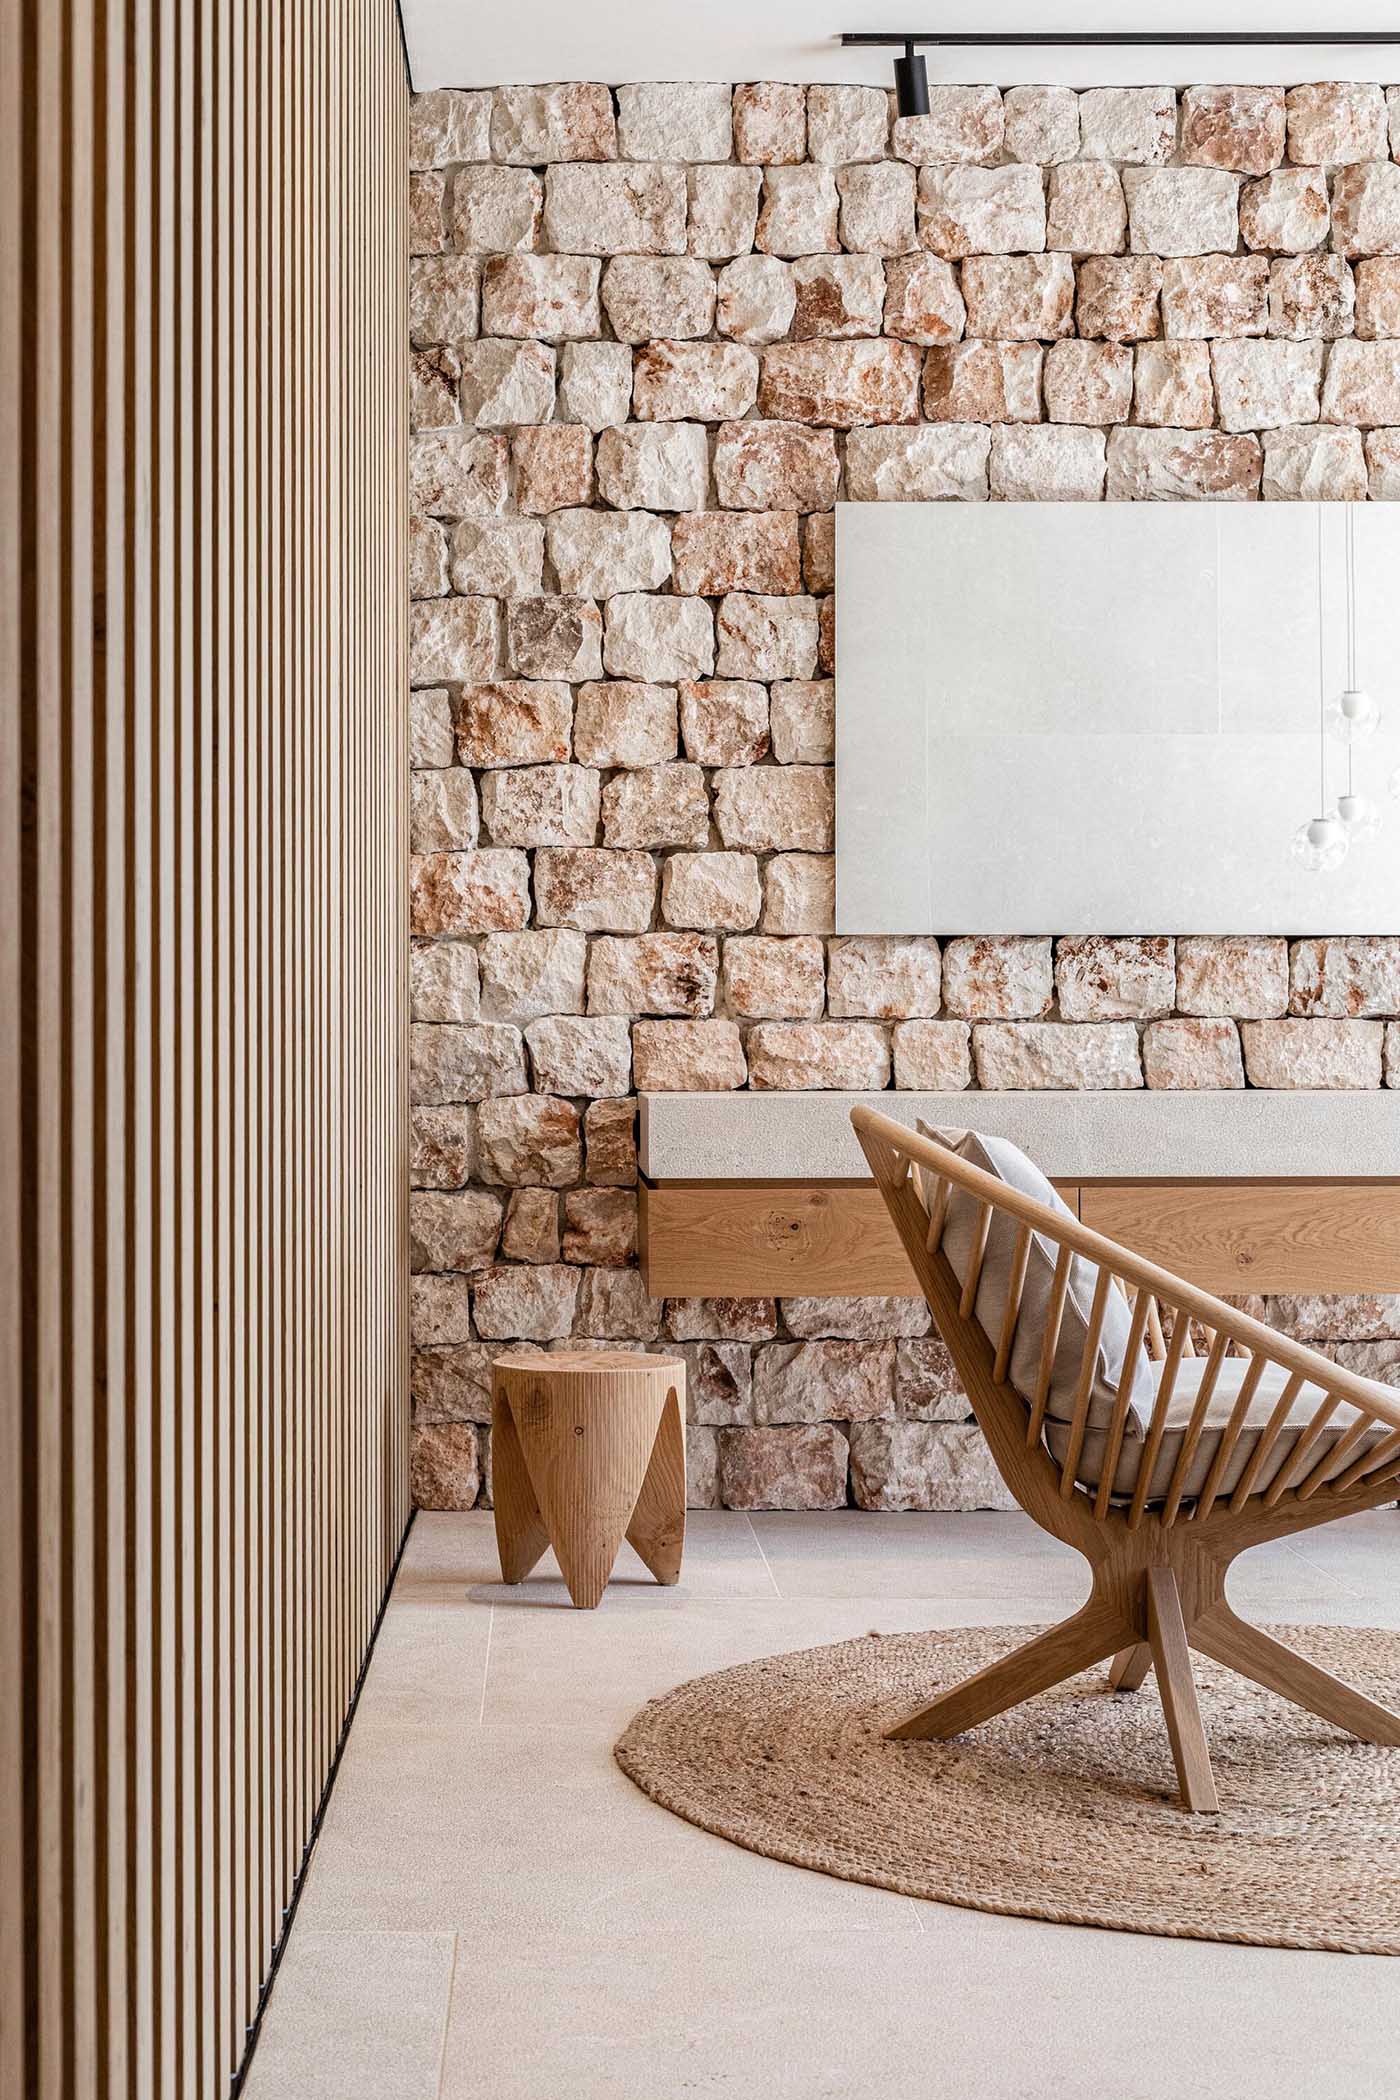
[1047,1354,1393,1505]
[923,1124,1152,1436]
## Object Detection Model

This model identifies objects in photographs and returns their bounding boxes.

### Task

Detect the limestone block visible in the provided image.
[599,762,710,848]
[587,933,719,1017]
[827,936,941,1019]
[513,426,593,515]
[410,767,480,851]
[533,848,657,932]
[1240,1018,1385,1088]
[476,1095,583,1186]
[836,162,917,257]
[1211,338,1323,430]
[411,1192,503,1268]
[732,82,807,166]
[660,851,762,932]
[677,678,772,764]
[600,256,716,343]
[761,854,835,935]
[962,254,1075,339]
[843,424,990,500]
[1045,163,1126,255]
[973,1020,1142,1090]
[506,596,604,681]
[456,339,555,426]
[557,341,633,430]
[988,424,1106,500]
[714,593,818,679]
[571,681,678,769]
[631,1020,747,1091]
[1176,935,1288,1017]
[478,928,588,1024]
[479,253,600,339]
[892,1019,972,1091]
[525,1014,634,1096]
[595,422,709,510]
[1285,82,1388,166]
[714,256,797,345]
[603,594,715,682]
[1143,1018,1245,1090]
[755,166,840,258]
[720,935,826,1020]
[717,1425,848,1509]
[542,163,687,255]
[713,419,840,510]
[757,339,922,424]
[1105,426,1262,499]
[1239,168,1330,254]
[545,509,672,597]
[409,88,492,170]
[1078,86,1177,164]
[616,82,732,162]
[1180,85,1285,174]
[890,88,1004,167]
[480,764,600,847]
[746,1021,890,1090]
[1124,167,1240,257]
[409,848,530,935]
[882,253,966,345]
[620,333,754,426]
[918,163,1047,260]
[713,765,832,851]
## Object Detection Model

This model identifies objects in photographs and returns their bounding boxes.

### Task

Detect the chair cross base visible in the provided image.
[851,1104,1400,1818]
[886,1515,1400,1815]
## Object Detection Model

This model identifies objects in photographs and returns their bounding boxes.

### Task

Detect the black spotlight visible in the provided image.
[893,37,929,117]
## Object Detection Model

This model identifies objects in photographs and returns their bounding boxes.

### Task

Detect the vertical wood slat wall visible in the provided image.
[0,2,410,2095]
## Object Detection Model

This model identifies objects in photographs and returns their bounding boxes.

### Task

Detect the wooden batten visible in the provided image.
[0,3,409,2092]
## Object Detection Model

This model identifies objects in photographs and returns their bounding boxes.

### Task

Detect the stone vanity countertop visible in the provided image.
[638,1090,1400,1183]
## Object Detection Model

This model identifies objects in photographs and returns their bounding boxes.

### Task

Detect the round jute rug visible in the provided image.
[614,1624,1400,1954]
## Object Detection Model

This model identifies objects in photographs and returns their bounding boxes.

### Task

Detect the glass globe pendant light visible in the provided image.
[1293,507,1349,873]
[1292,813,1350,872]
[1334,791,1380,842]
[1327,688,1380,743]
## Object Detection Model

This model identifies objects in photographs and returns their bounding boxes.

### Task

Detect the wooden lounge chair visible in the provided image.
[852,1105,1400,1814]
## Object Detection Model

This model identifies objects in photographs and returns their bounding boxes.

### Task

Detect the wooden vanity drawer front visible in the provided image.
[1078,1183,1400,1296]
[639,1182,1081,1299]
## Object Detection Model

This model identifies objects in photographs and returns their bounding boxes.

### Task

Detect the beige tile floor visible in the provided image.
[244,1508,1400,2100]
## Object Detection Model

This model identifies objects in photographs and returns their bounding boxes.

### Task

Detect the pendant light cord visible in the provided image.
[1345,503,1356,800]
[1318,507,1326,814]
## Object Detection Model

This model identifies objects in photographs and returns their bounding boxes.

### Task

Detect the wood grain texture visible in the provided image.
[642,1176,1400,1301]
[492,1353,687,1609]
[1147,1569,1220,1815]
[1079,1181,1400,1294]
[639,1181,1080,1297]
[0,3,408,2091]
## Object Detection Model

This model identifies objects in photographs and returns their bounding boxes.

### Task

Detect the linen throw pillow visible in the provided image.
[917,1124,1151,1438]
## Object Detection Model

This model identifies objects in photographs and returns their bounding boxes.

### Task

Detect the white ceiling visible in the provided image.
[401,0,1400,94]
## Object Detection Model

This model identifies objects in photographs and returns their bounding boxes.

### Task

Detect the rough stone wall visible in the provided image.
[406,79,1400,1514]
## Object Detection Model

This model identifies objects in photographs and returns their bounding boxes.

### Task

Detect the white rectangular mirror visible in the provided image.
[835,501,1400,935]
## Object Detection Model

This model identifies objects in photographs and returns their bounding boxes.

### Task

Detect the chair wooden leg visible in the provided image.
[1192,1603,1400,1748]
[887,1598,1127,1743]
[1146,1568,1219,1815]
[1108,1643,1153,1692]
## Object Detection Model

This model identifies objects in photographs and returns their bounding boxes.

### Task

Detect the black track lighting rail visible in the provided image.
[842,31,1400,47]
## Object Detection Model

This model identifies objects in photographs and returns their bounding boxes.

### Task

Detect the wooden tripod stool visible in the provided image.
[491,1350,687,1609]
